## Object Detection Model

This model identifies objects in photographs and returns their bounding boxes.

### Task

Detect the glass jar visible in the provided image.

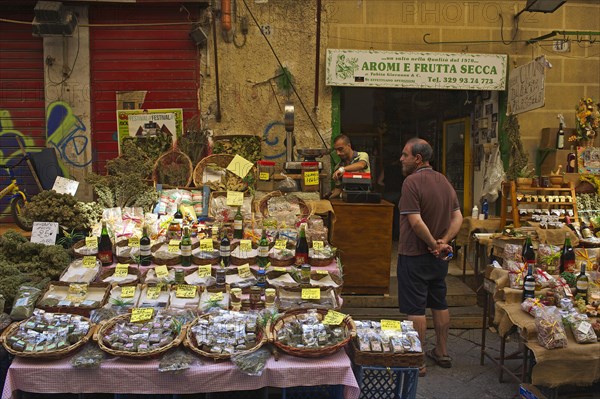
[256,161,275,191]
[249,286,262,309]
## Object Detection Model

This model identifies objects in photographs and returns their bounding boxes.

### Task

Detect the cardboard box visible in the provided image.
[519,384,548,399]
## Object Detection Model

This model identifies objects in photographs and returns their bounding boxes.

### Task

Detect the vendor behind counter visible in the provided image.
[326,134,370,199]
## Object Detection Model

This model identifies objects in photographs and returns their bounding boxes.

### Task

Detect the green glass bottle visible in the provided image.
[233,206,244,239]
[180,226,192,267]
[258,229,269,268]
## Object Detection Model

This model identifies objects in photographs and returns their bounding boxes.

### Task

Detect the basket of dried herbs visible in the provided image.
[152,148,193,188]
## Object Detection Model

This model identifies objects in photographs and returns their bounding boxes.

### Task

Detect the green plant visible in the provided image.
[517,165,535,178]
[56,228,87,249]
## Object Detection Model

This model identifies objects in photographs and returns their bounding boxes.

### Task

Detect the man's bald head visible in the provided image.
[406,138,433,163]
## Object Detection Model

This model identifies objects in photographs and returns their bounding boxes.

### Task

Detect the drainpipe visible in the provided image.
[212,9,222,122]
[313,0,321,113]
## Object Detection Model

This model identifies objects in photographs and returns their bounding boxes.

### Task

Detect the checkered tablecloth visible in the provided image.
[2,349,360,399]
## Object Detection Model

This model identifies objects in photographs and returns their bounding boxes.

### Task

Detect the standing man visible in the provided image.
[397,138,463,374]
[327,134,370,199]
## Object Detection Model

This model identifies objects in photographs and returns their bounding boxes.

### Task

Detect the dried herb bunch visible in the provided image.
[179,115,209,165]
[153,149,193,187]
[504,114,529,181]
[213,135,262,163]
[85,140,159,210]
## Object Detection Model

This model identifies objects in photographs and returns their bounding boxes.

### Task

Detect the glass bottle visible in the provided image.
[98,220,113,266]
[180,226,192,267]
[521,234,535,269]
[295,224,309,266]
[257,229,269,268]
[220,230,231,267]
[482,199,489,219]
[559,233,575,274]
[556,122,565,150]
[139,225,151,266]
[576,262,589,303]
[256,267,267,294]
[233,206,243,239]
[580,220,593,239]
[522,262,536,301]
[566,152,576,173]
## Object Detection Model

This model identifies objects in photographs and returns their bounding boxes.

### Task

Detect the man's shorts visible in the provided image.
[397,253,449,316]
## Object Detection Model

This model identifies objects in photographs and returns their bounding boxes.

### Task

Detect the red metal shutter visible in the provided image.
[89,4,202,172]
[0,6,46,222]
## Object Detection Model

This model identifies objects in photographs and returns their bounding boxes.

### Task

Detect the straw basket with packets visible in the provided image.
[36,282,111,317]
[257,191,311,220]
[1,311,94,359]
[96,310,185,359]
[193,153,256,192]
[269,308,355,358]
[183,310,267,360]
[71,236,99,259]
[99,264,141,285]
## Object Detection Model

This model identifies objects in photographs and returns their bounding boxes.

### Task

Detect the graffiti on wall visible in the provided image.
[262,121,286,160]
[46,101,91,167]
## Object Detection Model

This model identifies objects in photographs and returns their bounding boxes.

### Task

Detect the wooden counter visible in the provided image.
[330,199,394,295]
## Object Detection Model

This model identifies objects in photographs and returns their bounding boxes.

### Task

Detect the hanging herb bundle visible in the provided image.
[179,114,209,166]
[504,114,529,181]
[152,148,193,188]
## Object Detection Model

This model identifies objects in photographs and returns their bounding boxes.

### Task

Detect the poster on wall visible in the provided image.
[116,109,183,153]
[507,56,546,115]
[577,146,600,174]
[325,49,507,91]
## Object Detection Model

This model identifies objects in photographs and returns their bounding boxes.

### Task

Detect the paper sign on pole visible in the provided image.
[52,176,79,196]
[30,222,59,245]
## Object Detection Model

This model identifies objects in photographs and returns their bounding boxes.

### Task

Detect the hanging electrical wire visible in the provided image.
[46,24,80,86]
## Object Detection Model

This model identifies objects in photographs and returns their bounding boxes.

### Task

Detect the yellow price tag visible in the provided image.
[316,269,329,275]
[303,170,319,186]
[168,240,180,253]
[68,283,88,295]
[114,264,129,277]
[85,236,98,249]
[130,308,154,323]
[275,239,287,250]
[155,265,169,278]
[128,237,140,248]
[323,310,346,326]
[259,172,269,181]
[301,288,321,300]
[380,319,402,331]
[226,191,244,207]
[240,240,252,252]
[273,266,287,272]
[82,256,97,268]
[210,292,224,301]
[200,239,214,252]
[237,264,252,278]
[312,241,324,250]
[176,284,197,298]
[197,265,212,277]
[146,286,161,300]
[121,286,136,298]
[226,154,254,179]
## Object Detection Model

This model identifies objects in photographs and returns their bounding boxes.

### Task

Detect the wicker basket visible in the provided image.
[36,282,111,318]
[151,242,183,266]
[183,314,267,360]
[276,286,341,310]
[72,239,98,259]
[98,265,141,285]
[230,240,258,266]
[310,271,343,288]
[1,313,95,359]
[192,251,220,266]
[348,339,424,367]
[308,256,335,267]
[208,191,254,221]
[152,148,194,188]
[269,308,356,358]
[114,239,140,264]
[257,191,311,219]
[96,313,185,359]
[193,154,233,188]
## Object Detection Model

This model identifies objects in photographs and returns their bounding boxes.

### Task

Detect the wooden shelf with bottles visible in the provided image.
[499,180,579,229]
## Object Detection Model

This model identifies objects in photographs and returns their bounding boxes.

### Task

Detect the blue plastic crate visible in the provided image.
[354,366,419,399]
[281,385,344,399]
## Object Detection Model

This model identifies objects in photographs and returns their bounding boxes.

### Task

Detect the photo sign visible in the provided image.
[326,49,507,91]
[507,57,546,115]
[30,222,59,245]
[116,109,183,154]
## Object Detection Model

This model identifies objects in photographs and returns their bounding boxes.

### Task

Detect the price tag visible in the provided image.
[301,288,321,300]
[82,256,97,268]
[168,240,180,253]
[146,286,161,300]
[323,310,346,326]
[200,238,214,252]
[130,308,154,323]
[197,265,212,277]
[237,264,252,278]
[155,265,169,278]
[381,319,402,331]
[128,237,140,248]
[30,222,59,246]
[312,241,324,250]
[52,176,79,196]
[85,236,98,249]
[273,266,287,272]
[226,191,244,207]
[240,240,252,252]
[275,239,288,250]
[259,172,269,181]
[114,264,129,277]
[121,286,136,298]
[226,154,254,179]
[303,170,319,186]
[68,283,88,295]
[176,284,197,298]
[316,270,329,275]
[210,292,224,301]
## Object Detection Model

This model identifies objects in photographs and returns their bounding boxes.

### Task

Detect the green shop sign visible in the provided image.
[326,49,507,91]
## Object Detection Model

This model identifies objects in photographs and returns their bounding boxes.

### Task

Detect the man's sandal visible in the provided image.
[418,363,427,377]
[426,348,452,368]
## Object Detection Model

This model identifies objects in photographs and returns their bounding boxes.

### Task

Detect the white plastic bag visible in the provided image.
[480,145,505,203]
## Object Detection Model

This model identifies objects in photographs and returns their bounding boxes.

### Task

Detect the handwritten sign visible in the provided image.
[237,264,252,278]
[30,222,59,246]
[197,265,212,277]
[259,172,269,181]
[275,239,287,250]
[381,319,402,331]
[200,239,214,252]
[210,292,224,301]
[52,176,79,196]
[114,264,129,277]
[507,56,546,115]
[121,286,136,298]
[312,241,324,250]
[301,288,321,300]
[239,240,252,252]
[176,284,197,298]
[130,308,154,323]
[128,237,140,248]
[226,191,244,207]
[323,310,346,326]
[168,240,180,253]
[226,154,254,179]
[303,170,319,186]
[85,236,98,249]
[146,286,161,300]
[273,266,287,272]
[82,256,97,268]
[316,269,329,275]
[155,265,169,278]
